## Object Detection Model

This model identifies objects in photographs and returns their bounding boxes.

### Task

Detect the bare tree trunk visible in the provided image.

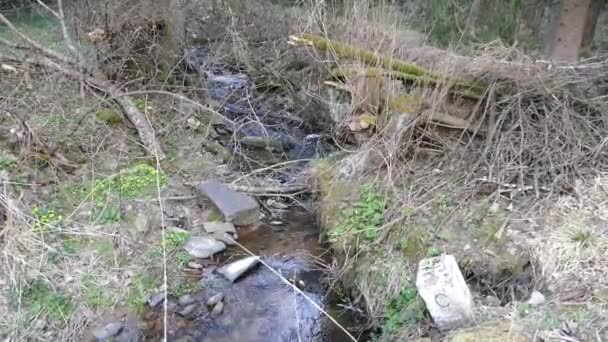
[582,0,605,48]
[545,0,593,62]
[158,0,185,73]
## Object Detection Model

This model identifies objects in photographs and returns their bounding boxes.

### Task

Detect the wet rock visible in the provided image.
[187,261,203,269]
[178,294,200,306]
[416,255,474,332]
[178,303,201,319]
[206,293,224,307]
[92,322,123,341]
[217,256,261,282]
[203,221,236,234]
[147,292,166,308]
[184,235,226,259]
[194,181,260,225]
[527,291,546,305]
[270,220,284,226]
[213,231,237,245]
[211,301,224,316]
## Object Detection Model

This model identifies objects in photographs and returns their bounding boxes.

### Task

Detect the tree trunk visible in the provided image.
[545,0,593,62]
[158,0,185,74]
[582,0,605,48]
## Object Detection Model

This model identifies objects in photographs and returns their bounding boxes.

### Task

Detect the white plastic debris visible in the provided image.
[416,254,474,331]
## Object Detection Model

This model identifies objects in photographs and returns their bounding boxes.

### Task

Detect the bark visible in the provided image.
[582,0,605,47]
[545,0,593,62]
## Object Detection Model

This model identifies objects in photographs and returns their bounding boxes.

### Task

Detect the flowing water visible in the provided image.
[137,48,363,341]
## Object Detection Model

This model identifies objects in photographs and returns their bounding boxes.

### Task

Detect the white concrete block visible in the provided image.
[416,254,474,331]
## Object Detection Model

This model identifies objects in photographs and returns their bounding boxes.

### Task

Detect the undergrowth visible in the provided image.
[329,183,385,242]
[20,280,74,321]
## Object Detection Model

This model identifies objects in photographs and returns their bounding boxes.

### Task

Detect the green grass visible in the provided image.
[127,273,159,311]
[329,183,385,242]
[82,275,118,308]
[22,280,74,321]
[0,12,63,54]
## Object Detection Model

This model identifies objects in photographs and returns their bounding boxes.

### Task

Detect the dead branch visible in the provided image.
[0,3,166,159]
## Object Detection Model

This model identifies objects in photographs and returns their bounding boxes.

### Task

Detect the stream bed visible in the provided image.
[134,48,362,341]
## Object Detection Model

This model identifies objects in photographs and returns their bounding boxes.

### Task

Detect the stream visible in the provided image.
[136,48,361,341]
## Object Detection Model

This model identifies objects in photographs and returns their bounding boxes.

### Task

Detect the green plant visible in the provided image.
[517,302,531,317]
[175,250,192,268]
[169,279,200,297]
[82,276,117,308]
[23,280,73,321]
[127,273,158,311]
[570,229,594,249]
[0,154,17,170]
[382,287,423,335]
[165,230,191,249]
[330,184,385,242]
[91,204,121,224]
[31,206,63,233]
[427,246,442,257]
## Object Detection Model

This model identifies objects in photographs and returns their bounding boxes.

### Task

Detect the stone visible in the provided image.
[178,294,200,306]
[92,322,123,341]
[213,232,237,246]
[194,181,260,225]
[187,261,203,269]
[206,293,224,307]
[266,198,289,210]
[211,301,224,316]
[133,212,150,233]
[184,235,226,259]
[203,222,237,234]
[178,303,200,319]
[416,255,474,332]
[147,292,166,308]
[217,256,260,282]
[527,291,546,305]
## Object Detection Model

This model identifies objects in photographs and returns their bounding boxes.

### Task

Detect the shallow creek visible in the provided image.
[137,49,361,341]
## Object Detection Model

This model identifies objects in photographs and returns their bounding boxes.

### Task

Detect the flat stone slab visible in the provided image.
[416,254,474,332]
[203,221,237,234]
[184,235,226,259]
[194,181,260,226]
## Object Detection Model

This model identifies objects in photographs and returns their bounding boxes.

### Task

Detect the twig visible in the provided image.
[229,183,310,195]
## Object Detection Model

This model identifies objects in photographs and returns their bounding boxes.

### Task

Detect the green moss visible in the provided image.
[329,183,385,242]
[23,280,74,321]
[95,109,123,124]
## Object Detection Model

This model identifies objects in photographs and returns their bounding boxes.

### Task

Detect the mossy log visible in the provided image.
[289,34,485,96]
